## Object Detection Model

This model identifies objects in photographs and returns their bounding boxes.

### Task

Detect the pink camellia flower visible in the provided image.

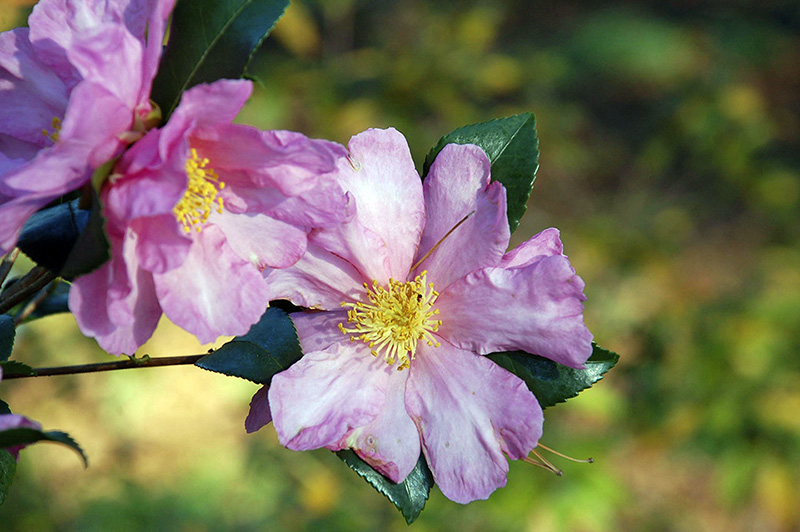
[0,367,43,460]
[69,79,349,354]
[0,0,174,254]
[247,128,593,503]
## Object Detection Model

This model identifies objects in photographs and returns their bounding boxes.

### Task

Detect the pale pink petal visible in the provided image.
[322,128,425,283]
[435,256,593,368]
[405,343,543,504]
[339,370,420,483]
[0,28,69,146]
[152,224,269,344]
[245,385,272,434]
[499,227,564,269]
[208,209,307,270]
[140,0,175,99]
[412,143,509,291]
[0,193,51,254]
[130,214,191,273]
[268,341,391,451]
[69,228,162,355]
[292,310,350,353]
[263,242,366,309]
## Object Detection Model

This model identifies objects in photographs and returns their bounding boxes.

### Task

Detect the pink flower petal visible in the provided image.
[412,143,509,291]
[245,385,272,434]
[152,224,270,344]
[268,341,391,451]
[263,241,367,309]
[435,255,593,368]
[318,128,425,283]
[340,370,420,483]
[209,209,307,270]
[69,228,162,355]
[499,227,564,269]
[130,214,191,273]
[292,310,351,353]
[405,342,543,504]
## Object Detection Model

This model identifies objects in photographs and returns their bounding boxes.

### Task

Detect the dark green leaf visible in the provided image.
[16,192,109,279]
[0,450,16,507]
[0,400,10,416]
[0,361,35,378]
[423,113,540,233]
[0,428,88,467]
[336,450,434,524]
[196,307,303,384]
[0,314,13,362]
[488,343,619,408]
[151,0,290,118]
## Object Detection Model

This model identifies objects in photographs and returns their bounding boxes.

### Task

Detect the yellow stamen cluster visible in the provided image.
[41,116,62,143]
[174,148,226,233]
[338,271,442,370]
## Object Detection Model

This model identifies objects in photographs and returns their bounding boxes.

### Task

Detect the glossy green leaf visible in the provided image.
[336,450,434,524]
[423,113,540,233]
[196,307,303,384]
[488,343,619,408]
[0,428,88,467]
[0,361,35,378]
[151,0,290,118]
[0,450,16,507]
[0,314,13,362]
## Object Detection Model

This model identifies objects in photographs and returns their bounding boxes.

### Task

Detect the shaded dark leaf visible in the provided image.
[196,307,302,384]
[336,450,434,524]
[0,450,16,507]
[0,361,35,378]
[151,0,289,118]
[488,343,619,408]
[0,428,88,467]
[0,315,13,362]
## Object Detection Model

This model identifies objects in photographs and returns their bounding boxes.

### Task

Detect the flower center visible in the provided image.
[41,116,62,143]
[174,148,226,233]
[338,271,442,370]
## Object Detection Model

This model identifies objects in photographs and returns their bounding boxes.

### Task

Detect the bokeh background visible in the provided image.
[2,0,800,530]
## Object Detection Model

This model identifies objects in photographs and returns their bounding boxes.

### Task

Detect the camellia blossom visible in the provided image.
[0,367,42,460]
[0,0,174,254]
[69,79,350,354]
[247,128,593,503]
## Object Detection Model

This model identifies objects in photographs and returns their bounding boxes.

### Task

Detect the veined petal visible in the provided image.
[435,255,593,368]
[130,214,191,273]
[413,143,509,291]
[209,209,307,270]
[340,370,420,483]
[499,227,564,269]
[405,342,543,504]
[324,128,425,283]
[268,341,391,451]
[69,228,162,355]
[152,224,270,344]
[263,241,367,310]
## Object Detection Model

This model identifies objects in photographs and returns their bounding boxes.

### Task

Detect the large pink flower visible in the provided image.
[69,79,350,354]
[0,0,174,253]
[0,367,42,460]
[250,128,593,503]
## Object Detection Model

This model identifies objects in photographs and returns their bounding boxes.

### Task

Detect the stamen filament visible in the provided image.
[409,210,475,272]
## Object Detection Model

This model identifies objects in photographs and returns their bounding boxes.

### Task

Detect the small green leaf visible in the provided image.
[0,400,10,416]
[0,428,88,467]
[488,343,619,408]
[0,450,16,507]
[196,307,303,384]
[0,314,13,362]
[336,450,434,524]
[423,113,540,233]
[0,361,35,378]
[151,0,290,118]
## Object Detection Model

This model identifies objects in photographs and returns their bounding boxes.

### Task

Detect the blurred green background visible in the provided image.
[2,0,800,530]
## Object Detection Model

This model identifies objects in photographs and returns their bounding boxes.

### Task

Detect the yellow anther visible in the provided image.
[174,148,225,233]
[338,271,443,370]
[41,116,62,143]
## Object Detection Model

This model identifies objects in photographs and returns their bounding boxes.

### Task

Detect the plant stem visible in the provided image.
[0,266,57,314]
[2,354,208,380]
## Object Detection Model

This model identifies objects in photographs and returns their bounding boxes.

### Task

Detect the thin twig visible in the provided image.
[0,266,57,314]
[2,354,208,380]
[0,248,20,285]
[14,279,60,325]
